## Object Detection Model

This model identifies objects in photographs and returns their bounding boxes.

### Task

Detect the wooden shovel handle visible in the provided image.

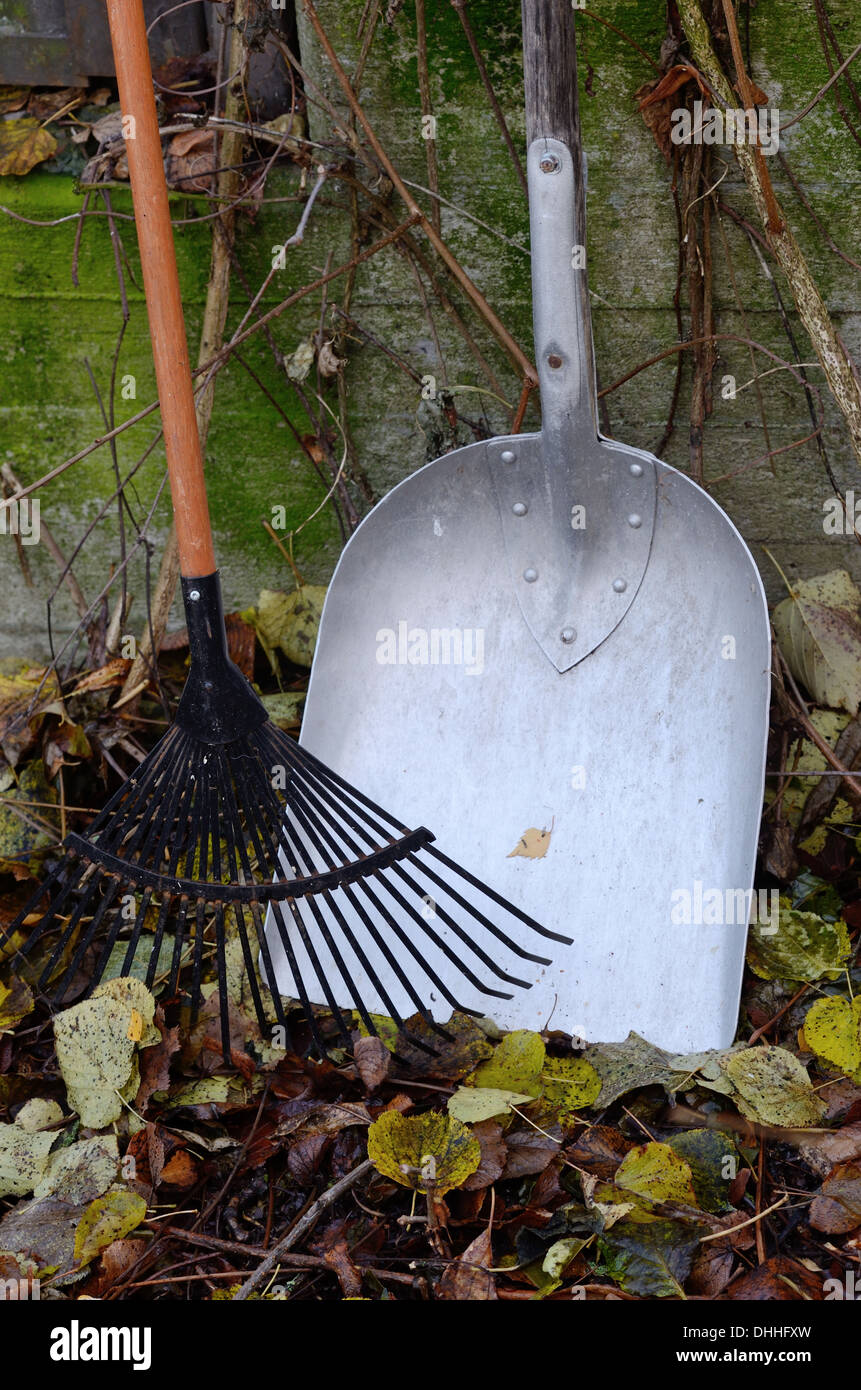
[106,0,216,578]
[522,0,581,150]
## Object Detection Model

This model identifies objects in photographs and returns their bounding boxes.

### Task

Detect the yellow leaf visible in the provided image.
[127,1008,144,1043]
[613,1142,699,1222]
[507,825,553,859]
[0,975,34,1032]
[472,1030,545,1097]
[723,1045,826,1128]
[0,117,57,176]
[74,1190,147,1266]
[366,1110,480,1194]
[803,996,861,1081]
[541,1056,602,1121]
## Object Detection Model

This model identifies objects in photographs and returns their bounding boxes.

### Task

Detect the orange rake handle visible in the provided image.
[106,0,216,579]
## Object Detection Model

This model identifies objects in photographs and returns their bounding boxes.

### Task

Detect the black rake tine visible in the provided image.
[60,872,126,995]
[267,899,328,1056]
[355,876,486,1018]
[337,882,448,1046]
[405,853,555,965]
[284,896,353,1049]
[37,872,106,988]
[4,853,77,953]
[214,905,231,1063]
[374,867,524,997]
[424,842,574,946]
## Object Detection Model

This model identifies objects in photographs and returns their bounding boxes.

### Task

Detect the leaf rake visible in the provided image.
[0,0,570,1060]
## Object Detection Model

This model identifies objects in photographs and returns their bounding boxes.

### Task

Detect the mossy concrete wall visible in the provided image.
[2,0,861,659]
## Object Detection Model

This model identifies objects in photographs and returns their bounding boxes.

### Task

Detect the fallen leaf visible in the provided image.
[461,1121,507,1191]
[0,88,29,116]
[723,1045,826,1128]
[584,1032,676,1108]
[809,1162,861,1234]
[74,1190,148,1266]
[541,1056,602,1121]
[614,1142,698,1217]
[501,1127,560,1180]
[471,1030,545,1097]
[13,1098,64,1133]
[249,586,327,670]
[798,1122,861,1177]
[437,1227,496,1300]
[35,1135,118,1204]
[746,905,851,983]
[0,759,59,877]
[565,1126,634,1179]
[507,825,552,859]
[54,979,159,1129]
[666,1130,737,1214]
[0,1195,85,1275]
[0,974,34,1032]
[353,1035,390,1092]
[0,1121,55,1197]
[801,996,861,1081]
[158,1149,199,1189]
[773,569,861,716]
[599,1218,703,1298]
[448,1086,532,1123]
[0,116,57,175]
[260,691,305,729]
[726,1254,823,1301]
[367,1110,480,1195]
[166,128,215,193]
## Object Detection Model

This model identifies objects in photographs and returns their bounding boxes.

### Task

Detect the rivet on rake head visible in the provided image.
[501,449,517,464]
[539,153,562,174]
[547,354,563,369]
[613,578,627,593]
[629,462,644,478]
[189,589,201,600]
[523,568,538,583]
[627,514,642,529]
[512,501,527,516]
[561,627,576,644]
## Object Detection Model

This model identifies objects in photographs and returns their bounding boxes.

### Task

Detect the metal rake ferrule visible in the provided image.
[3,578,571,1062]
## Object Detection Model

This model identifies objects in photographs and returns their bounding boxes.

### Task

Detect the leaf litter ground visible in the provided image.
[1,597,861,1302]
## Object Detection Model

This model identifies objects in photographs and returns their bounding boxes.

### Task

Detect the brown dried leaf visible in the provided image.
[566,1125,634,1179]
[501,1127,560,1180]
[462,1121,507,1191]
[726,1254,823,1300]
[437,1226,496,1300]
[166,129,215,194]
[353,1035,390,1093]
[809,1162,861,1234]
[158,1148,199,1190]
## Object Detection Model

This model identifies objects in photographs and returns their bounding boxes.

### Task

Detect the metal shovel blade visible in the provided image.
[265,7,771,1053]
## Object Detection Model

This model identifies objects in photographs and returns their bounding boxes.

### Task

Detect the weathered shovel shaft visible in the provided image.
[106,0,216,579]
[522,0,597,445]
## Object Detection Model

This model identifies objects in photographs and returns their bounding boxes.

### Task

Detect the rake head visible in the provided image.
[2,578,571,1061]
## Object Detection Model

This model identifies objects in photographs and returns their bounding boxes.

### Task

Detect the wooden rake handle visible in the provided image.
[106,0,216,578]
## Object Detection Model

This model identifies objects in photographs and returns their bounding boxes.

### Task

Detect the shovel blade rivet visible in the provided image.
[547,354,563,369]
[523,568,538,583]
[561,627,576,644]
[189,589,201,600]
[629,463,644,478]
[539,154,562,174]
[501,449,516,464]
[513,502,528,516]
[627,514,642,529]
[613,578,627,593]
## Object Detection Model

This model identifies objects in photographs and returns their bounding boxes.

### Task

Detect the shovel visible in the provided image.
[267,0,771,1053]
